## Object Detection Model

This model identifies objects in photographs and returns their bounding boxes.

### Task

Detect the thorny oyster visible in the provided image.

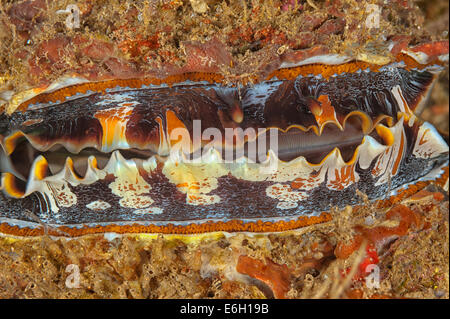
[0,53,448,236]
[0,0,448,300]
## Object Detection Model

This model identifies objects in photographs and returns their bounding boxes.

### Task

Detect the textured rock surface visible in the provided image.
[0,0,446,92]
[0,187,447,299]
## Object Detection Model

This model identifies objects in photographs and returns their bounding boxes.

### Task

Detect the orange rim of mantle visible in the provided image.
[17,53,444,112]
[0,166,447,237]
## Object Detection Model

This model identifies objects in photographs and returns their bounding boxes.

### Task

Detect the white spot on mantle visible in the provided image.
[86,200,111,211]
